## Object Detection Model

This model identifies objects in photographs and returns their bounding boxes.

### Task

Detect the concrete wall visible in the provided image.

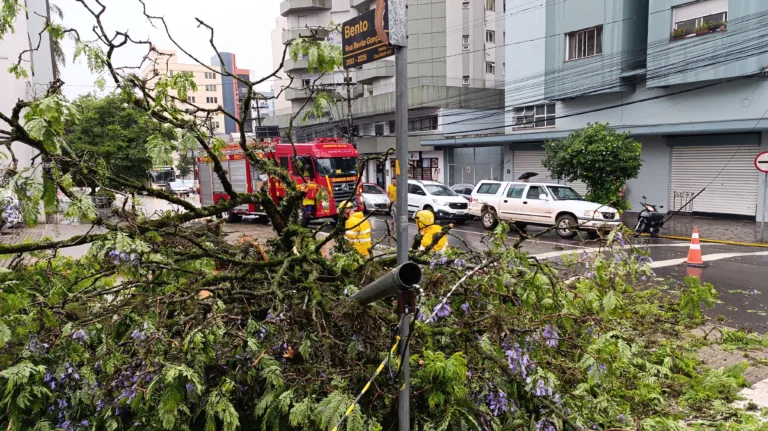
[625,136,670,213]
[407,0,447,80]
[441,108,506,135]
[647,0,768,88]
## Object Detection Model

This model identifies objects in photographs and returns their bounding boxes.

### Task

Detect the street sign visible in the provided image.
[755,151,768,173]
[342,7,393,69]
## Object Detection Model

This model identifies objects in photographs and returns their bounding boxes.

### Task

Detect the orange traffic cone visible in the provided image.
[684,227,709,268]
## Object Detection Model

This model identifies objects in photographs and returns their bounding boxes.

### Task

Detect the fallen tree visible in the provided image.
[0,2,766,431]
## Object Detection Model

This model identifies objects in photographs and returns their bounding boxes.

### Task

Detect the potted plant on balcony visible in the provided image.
[671,28,689,40]
[710,20,726,32]
[694,22,711,36]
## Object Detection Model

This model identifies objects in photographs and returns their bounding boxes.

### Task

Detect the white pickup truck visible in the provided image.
[468,181,621,238]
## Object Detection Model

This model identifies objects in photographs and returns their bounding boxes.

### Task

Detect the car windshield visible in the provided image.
[315,157,358,177]
[425,184,457,196]
[547,186,583,201]
[149,169,176,184]
[363,185,384,194]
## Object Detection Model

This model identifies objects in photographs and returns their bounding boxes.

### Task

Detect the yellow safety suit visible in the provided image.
[387,184,397,203]
[344,211,372,257]
[415,210,447,252]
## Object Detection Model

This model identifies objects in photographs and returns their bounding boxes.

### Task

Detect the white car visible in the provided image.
[168,180,193,196]
[407,180,469,224]
[469,180,621,238]
[361,183,391,213]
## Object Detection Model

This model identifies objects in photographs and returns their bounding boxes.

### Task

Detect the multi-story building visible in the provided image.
[266,0,506,188]
[424,0,768,221]
[144,50,258,136]
[1,0,56,222]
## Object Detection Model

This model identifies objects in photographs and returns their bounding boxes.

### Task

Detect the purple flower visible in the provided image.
[637,255,653,265]
[453,258,466,268]
[130,329,147,341]
[537,418,556,431]
[430,255,449,268]
[185,382,197,394]
[28,339,50,354]
[533,379,553,397]
[541,325,559,348]
[616,232,626,247]
[428,302,451,322]
[71,329,88,344]
[80,420,90,426]
[505,343,533,378]
[461,303,470,314]
[56,398,68,409]
[485,390,514,416]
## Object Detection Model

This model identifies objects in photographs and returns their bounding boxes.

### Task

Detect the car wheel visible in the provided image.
[226,212,242,223]
[555,214,578,239]
[514,222,528,230]
[481,208,499,230]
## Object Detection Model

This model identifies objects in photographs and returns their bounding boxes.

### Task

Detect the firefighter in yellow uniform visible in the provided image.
[414,210,447,252]
[339,201,372,257]
[298,181,318,217]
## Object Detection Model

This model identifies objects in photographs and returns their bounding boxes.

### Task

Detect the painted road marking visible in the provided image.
[532,243,692,260]
[650,250,768,268]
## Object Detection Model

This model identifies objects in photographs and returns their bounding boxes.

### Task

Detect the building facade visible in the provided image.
[424,0,768,221]
[266,0,507,188]
[1,0,56,177]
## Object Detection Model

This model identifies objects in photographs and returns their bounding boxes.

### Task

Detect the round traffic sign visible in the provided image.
[756,151,768,173]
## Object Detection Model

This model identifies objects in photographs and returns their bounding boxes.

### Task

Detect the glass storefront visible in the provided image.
[446,146,504,186]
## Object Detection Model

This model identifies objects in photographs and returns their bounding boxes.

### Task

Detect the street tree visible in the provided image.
[0,3,764,431]
[542,123,643,211]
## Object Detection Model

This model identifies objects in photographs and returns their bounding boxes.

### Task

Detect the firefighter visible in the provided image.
[298,181,318,217]
[338,201,372,257]
[414,210,447,252]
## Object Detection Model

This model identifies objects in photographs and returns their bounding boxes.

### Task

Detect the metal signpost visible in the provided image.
[343,2,411,429]
[755,151,768,242]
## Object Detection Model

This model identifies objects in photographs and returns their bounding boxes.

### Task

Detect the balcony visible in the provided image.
[282,27,330,45]
[350,0,370,12]
[284,88,312,101]
[280,0,331,16]
[357,60,395,85]
[283,57,309,73]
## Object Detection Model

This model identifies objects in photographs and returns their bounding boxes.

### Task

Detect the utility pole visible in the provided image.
[346,69,354,147]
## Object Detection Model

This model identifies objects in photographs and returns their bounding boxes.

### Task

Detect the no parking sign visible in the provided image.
[756,151,768,173]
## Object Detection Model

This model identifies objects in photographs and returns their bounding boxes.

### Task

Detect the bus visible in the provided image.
[148,167,177,191]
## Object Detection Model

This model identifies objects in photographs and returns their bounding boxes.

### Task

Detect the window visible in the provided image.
[526,186,546,200]
[486,30,495,43]
[485,0,495,11]
[408,116,438,132]
[506,185,525,199]
[566,26,603,61]
[512,103,555,129]
[673,0,727,37]
[204,72,216,79]
[462,35,470,50]
[169,70,174,77]
[388,120,395,134]
[476,182,501,194]
[302,78,312,88]
[212,121,220,130]
[206,97,218,104]
[547,186,583,201]
[462,76,470,87]
[375,123,385,136]
[486,62,495,74]
[291,156,315,177]
[205,84,217,91]
[187,96,196,103]
[279,157,290,170]
[462,0,469,8]
[408,184,426,196]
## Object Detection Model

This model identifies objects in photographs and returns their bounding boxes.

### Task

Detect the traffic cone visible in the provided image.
[684,227,709,268]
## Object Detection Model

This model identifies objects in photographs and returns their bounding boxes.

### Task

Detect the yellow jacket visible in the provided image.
[420,224,447,252]
[387,184,397,202]
[344,211,372,256]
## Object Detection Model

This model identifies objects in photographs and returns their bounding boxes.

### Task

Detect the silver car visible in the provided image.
[361,183,391,213]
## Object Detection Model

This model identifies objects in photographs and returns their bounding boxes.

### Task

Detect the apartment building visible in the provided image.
[266,0,506,188]
[0,0,56,223]
[424,0,768,221]
[144,50,263,136]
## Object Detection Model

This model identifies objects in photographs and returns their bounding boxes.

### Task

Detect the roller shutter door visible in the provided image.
[513,150,588,196]
[199,162,214,206]
[669,145,759,216]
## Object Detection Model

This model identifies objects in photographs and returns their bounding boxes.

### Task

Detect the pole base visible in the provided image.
[683,262,709,268]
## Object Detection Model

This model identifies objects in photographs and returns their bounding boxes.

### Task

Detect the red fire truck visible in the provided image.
[196,138,362,224]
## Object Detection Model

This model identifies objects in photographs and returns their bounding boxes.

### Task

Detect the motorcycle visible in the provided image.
[0,191,22,230]
[633,196,665,238]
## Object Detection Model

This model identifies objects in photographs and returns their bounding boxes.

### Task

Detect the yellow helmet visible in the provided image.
[414,209,435,229]
[337,201,355,211]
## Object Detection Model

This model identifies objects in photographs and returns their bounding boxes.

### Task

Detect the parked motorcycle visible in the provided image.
[0,191,22,230]
[633,196,665,238]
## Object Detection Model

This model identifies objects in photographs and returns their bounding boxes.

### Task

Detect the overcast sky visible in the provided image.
[59,0,281,99]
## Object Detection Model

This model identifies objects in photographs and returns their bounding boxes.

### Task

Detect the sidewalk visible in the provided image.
[622,212,768,245]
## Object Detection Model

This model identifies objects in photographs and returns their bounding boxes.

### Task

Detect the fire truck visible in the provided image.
[196,138,362,224]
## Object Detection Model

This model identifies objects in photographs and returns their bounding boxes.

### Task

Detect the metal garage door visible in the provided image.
[669,145,759,216]
[513,150,589,196]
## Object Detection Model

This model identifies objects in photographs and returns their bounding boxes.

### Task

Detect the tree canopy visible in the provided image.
[542,123,643,211]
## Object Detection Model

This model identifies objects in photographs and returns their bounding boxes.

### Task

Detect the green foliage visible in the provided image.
[0,0,21,41]
[678,276,718,323]
[65,92,172,189]
[543,123,643,210]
